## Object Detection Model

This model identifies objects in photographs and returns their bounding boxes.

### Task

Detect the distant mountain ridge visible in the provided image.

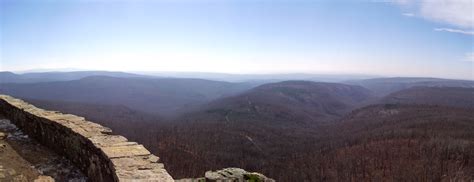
[2,70,379,83]
[0,76,258,117]
[180,81,375,126]
[346,77,474,96]
[135,72,378,83]
[380,86,474,109]
[0,71,148,83]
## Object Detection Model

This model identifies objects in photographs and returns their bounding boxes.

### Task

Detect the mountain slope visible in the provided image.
[315,104,474,181]
[158,81,375,179]
[12,80,472,181]
[0,72,27,83]
[184,81,375,125]
[157,82,474,181]
[0,76,258,117]
[380,87,474,108]
[25,99,164,143]
[347,77,474,96]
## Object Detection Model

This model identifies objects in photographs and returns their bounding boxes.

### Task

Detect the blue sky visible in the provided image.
[1,0,473,79]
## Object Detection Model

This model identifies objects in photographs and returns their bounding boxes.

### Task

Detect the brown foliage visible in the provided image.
[28,101,474,181]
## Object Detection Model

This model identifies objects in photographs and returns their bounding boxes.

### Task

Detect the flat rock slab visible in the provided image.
[102,144,151,158]
[115,168,174,182]
[90,135,128,147]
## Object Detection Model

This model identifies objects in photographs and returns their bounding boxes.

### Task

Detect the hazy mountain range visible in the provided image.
[0,71,147,83]
[346,77,474,96]
[1,70,382,83]
[136,71,379,83]
[0,75,258,117]
[1,71,473,181]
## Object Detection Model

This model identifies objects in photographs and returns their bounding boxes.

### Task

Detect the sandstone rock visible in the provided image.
[90,135,128,147]
[115,168,174,182]
[146,155,160,163]
[175,178,206,182]
[102,144,151,158]
[7,169,16,175]
[12,174,28,182]
[0,132,6,140]
[204,168,275,182]
[34,175,55,182]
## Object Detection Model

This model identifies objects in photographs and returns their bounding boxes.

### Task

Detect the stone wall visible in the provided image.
[0,95,174,182]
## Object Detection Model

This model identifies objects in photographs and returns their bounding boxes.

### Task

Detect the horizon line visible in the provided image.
[1,68,473,81]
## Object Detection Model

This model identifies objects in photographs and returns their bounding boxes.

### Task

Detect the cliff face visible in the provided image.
[0,95,174,182]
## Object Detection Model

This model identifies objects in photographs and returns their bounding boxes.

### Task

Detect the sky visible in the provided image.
[1,0,473,79]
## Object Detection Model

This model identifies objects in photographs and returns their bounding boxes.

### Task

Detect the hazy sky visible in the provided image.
[1,0,473,79]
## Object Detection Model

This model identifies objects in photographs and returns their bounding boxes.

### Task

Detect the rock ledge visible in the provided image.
[0,95,174,182]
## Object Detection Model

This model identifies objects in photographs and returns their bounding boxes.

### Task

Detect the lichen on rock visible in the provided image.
[177,168,274,182]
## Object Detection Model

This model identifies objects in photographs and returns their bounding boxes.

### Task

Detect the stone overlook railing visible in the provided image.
[0,95,174,182]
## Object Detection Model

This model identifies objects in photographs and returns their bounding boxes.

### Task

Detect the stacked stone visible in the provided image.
[0,95,174,182]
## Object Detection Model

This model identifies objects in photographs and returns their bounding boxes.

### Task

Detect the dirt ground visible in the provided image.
[0,138,40,181]
[0,117,86,182]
